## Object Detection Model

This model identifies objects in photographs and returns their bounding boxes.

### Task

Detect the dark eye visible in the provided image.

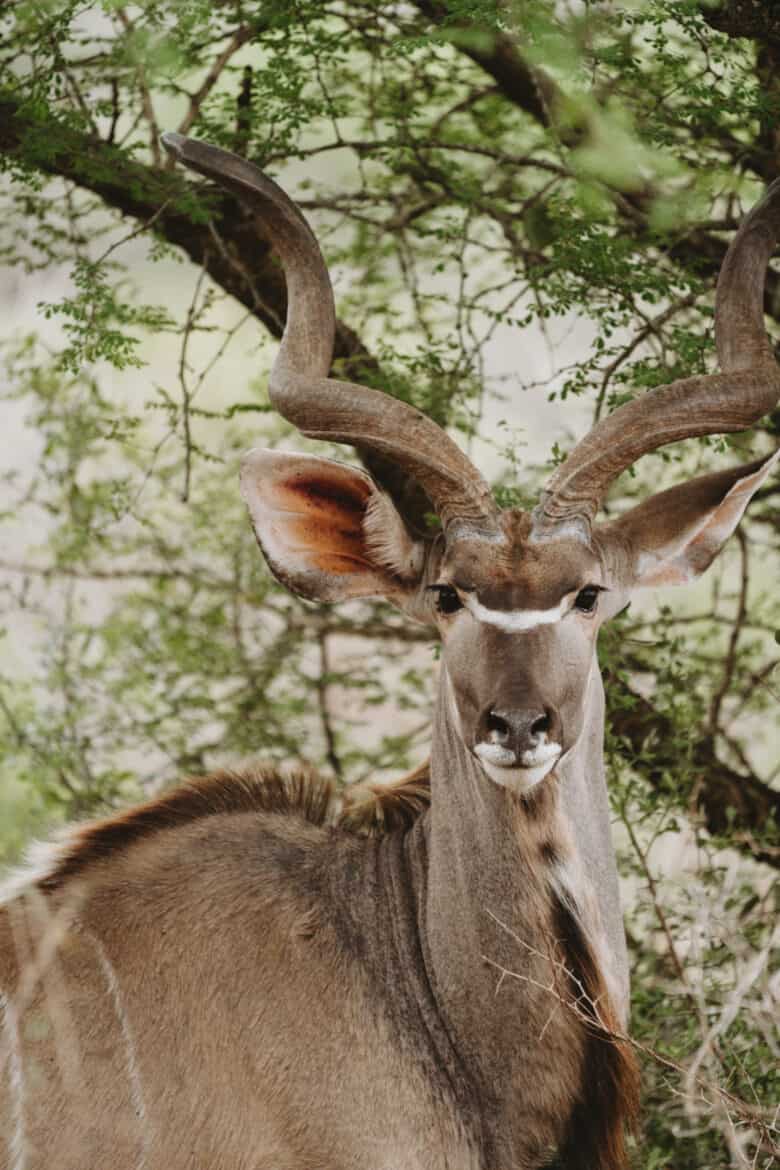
[429,585,463,615]
[574,586,600,613]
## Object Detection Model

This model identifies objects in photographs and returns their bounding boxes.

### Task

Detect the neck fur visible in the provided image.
[419,664,638,1168]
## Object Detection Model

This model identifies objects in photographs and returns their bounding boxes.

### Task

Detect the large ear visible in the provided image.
[240,449,426,602]
[597,450,778,588]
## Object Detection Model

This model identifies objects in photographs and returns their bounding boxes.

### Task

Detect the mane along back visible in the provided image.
[1,763,432,900]
[36,765,336,894]
[339,761,431,836]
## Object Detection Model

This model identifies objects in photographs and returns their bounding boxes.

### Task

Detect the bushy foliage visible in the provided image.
[0,2,777,1164]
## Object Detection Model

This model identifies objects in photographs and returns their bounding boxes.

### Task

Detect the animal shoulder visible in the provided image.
[0,762,432,901]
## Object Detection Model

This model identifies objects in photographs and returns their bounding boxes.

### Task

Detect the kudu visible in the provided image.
[1,135,779,1170]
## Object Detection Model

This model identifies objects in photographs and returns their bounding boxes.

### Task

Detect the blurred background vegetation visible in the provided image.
[0,1,778,1165]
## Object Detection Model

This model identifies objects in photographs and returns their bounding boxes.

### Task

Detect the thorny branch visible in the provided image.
[483,910,780,1160]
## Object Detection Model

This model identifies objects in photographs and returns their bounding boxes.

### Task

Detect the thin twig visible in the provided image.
[107,78,120,143]
[174,23,254,147]
[116,8,162,166]
[483,911,779,1150]
[710,528,750,733]
[177,263,209,501]
[316,628,343,781]
[592,292,698,424]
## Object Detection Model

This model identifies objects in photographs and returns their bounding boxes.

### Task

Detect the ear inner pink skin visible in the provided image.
[272,475,374,575]
[240,448,427,603]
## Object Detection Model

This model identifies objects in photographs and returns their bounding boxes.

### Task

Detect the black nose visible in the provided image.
[481,707,560,757]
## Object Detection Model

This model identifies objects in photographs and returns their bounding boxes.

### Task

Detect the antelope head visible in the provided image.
[162,133,780,797]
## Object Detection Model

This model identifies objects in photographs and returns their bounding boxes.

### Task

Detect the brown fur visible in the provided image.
[523,786,640,1170]
[4,763,637,1168]
[29,763,432,896]
[553,895,640,1170]
[1,764,479,1170]
[274,464,376,574]
[504,781,639,1170]
[445,512,603,612]
[346,762,640,1168]
[339,761,432,835]
[37,765,334,893]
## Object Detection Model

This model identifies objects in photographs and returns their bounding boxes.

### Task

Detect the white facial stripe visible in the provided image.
[464,595,569,631]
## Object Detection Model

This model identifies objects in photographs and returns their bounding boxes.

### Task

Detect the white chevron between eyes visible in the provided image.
[464,596,569,631]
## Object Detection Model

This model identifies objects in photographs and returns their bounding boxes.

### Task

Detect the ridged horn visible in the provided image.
[161,132,500,536]
[532,180,780,540]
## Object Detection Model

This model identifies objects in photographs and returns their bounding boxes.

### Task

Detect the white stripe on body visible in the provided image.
[88,932,149,1170]
[1,991,26,1170]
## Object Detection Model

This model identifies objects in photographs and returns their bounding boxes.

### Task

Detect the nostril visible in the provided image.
[530,711,551,738]
[486,711,511,743]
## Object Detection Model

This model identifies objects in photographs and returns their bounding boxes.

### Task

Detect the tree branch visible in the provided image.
[410,1,556,130]
[0,93,440,530]
[415,0,780,271]
[1,93,777,867]
[606,675,780,869]
[702,2,780,46]
[0,93,367,366]
[175,23,255,144]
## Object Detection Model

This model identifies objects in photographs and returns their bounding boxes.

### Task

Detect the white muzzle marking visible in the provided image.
[474,739,561,794]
